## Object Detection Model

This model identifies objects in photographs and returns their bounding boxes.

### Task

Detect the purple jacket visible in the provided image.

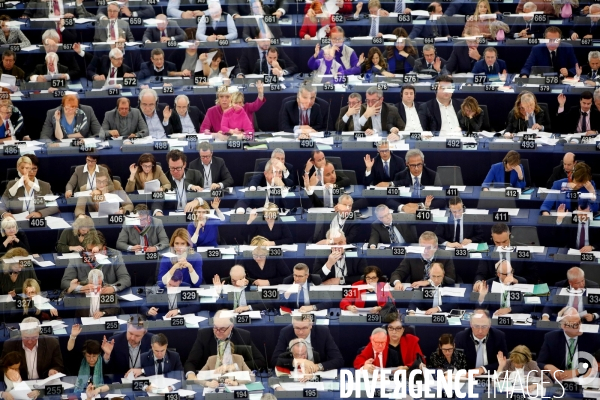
[200,105,225,133]
[221,106,254,133]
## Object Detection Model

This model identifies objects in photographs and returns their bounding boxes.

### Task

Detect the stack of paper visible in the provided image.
[80,316,127,326]
[45,216,71,230]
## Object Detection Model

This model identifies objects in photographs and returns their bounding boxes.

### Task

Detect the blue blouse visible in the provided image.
[157,252,203,289]
[387,48,414,74]
[60,114,76,134]
[187,221,219,247]
[482,162,526,189]
[540,179,598,214]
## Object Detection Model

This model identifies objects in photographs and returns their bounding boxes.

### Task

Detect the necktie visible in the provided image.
[383,161,390,178]
[261,51,268,74]
[110,67,116,79]
[56,22,62,42]
[302,110,309,126]
[551,51,559,73]
[157,359,163,374]
[427,63,432,70]
[233,291,240,309]
[394,0,403,13]
[5,121,10,138]
[567,338,576,369]
[527,114,535,129]
[110,20,116,40]
[568,171,573,182]
[53,0,60,15]
[324,185,333,207]
[316,168,322,186]
[581,112,589,132]
[369,14,379,37]
[573,294,580,311]
[387,225,399,244]
[413,177,420,197]
[475,340,484,368]
[454,220,461,242]
[297,286,305,307]
[432,287,440,308]
[162,30,167,38]
[579,223,586,248]
[501,291,508,308]
[593,70,597,79]
[488,66,493,74]
[423,258,432,279]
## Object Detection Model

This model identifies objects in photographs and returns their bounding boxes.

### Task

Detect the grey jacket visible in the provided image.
[116,218,169,251]
[60,248,131,290]
[0,179,59,217]
[40,105,105,141]
[94,19,135,42]
[65,164,114,194]
[101,107,148,139]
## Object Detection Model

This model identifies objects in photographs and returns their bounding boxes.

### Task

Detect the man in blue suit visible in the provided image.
[520,26,579,77]
[446,27,483,74]
[363,140,406,186]
[454,309,508,373]
[471,47,507,79]
[138,48,178,81]
[251,149,295,187]
[102,315,153,374]
[409,3,449,39]
[279,85,326,134]
[126,334,183,383]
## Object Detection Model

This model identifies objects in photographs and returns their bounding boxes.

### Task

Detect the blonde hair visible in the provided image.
[72,215,95,236]
[16,156,32,169]
[508,345,532,365]
[215,86,231,104]
[230,91,245,105]
[1,217,17,237]
[251,244,269,256]
[250,236,269,246]
[22,278,40,313]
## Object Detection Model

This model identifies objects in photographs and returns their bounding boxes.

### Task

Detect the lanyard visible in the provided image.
[88,172,96,190]
[129,346,141,368]
[23,185,34,213]
[175,179,186,210]
[567,338,578,367]
[203,166,212,188]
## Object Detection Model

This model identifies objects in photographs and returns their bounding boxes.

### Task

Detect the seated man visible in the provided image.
[251,149,295,188]
[541,161,597,215]
[271,316,344,372]
[354,328,401,370]
[368,204,418,248]
[454,309,508,374]
[237,33,297,77]
[476,260,528,316]
[434,197,484,247]
[388,149,439,213]
[556,91,600,135]
[0,100,24,141]
[93,3,135,42]
[234,159,292,211]
[473,223,539,290]
[304,150,351,188]
[65,268,120,318]
[280,263,326,312]
[213,265,261,312]
[412,44,448,77]
[74,171,133,217]
[27,52,69,82]
[126,333,183,380]
[409,2,449,39]
[471,47,507,78]
[520,26,578,77]
[143,269,200,319]
[138,48,177,81]
[359,87,404,138]
[101,97,148,140]
[311,193,360,243]
[166,0,205,18]
[188,141,234,190]
[364,141,406,187]
[153,150,203,216]
[196,0,237,42]
[138,88,179,139]
[61,230,131,293]
[97,0,155,20]
[87,48,135,83]
[542,267,600,322]
[418,75,462,132]
[275,338,321,374]
[312,228,367,285]
[1,50,25,81]
[279,84,326,135]
[510,2,545,38]
[184,310,266,377]
[142,14,186,43]
[407,262,456,314]
[390,231,456,289]
[336,93,363,131]
[116,205,169,253]
[170,95,204,134]
[396,85,424,131]
[555,201,599,252]
[102,314,153,374]
[446,27,483,74]
[570,4,600,40]
[581,51,600,83]
[241,0,284,41]
[545,152,576,189]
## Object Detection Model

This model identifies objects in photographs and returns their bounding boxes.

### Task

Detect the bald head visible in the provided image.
[230,265,245,280]
[563,152,576,173]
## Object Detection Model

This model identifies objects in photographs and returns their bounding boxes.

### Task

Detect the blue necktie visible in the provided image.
[383,161,390,178]
[413,177,421,197]
[297,286,305,307]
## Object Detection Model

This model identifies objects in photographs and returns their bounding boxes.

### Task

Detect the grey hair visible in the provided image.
[45,52,58,63]
[271,148,285,158]
[264,159,274,172]
[423,44,436,52]
[405,148,425,163]
[375,204,390,215]
[325,228,345,240]
[298,83,317,97]
[139,88,158,102]
[73,215,94,236]
[338,193,354,205]
[21,317,40,335]
[214,309,234,325]
[1,217,17,237]
[109,48,123,59]
[589,51,600,62]
[198,141,213,152]
[174,94,190,106]
[208,0,221,10]
[523,1,537,11]
[558,306,580,324]
[42,29,60,44]
[366,86,383,98]
[590,3,600,12]
[88,269,104,284]
[288,338,308,351]
[371,327,388,336]
[348,92,362,102]
[567,267,584,281]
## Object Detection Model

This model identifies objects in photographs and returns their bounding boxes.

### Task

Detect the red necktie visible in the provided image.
[162,30,166,38]
[301,110,308,125]
[110,20,116,40]
[568,172,573,182]
[56,22,62,42]
[573,294,580,311]
[110,67,116,78]
[53,0,60,15]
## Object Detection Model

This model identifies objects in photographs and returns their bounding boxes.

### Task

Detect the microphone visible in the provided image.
[78,31,90,88]
[263,342,271,375]
[236,57,246,90]
[198,95,208,114]
[324,98,332,137]
[296,170,305,219]
[337,94,344,135]
[233,237,241,263]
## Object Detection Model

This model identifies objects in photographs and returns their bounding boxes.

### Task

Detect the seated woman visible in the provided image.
[462,0,494,38]
[57,215,95,253]
[2,351,39,398]
[0,15,30,47]
[197,49,230,79]
[0,155,58,220]
[157,228,203,289]
[74,171,134,217]
[541,162,598,215]
[361,47,394,78]
[169,38,200,78]
[386,34,417,75]
[12,278,59,323]
[40,94,104,141]
[340,266,394,314]
[299,1,335,39]
[385,313,426,367]
[308,45,346,84]
[427,333,468,371]
[229,83,265,132]
[0,217,30,254]
[482,150,526,190]
[245,203,293,245]
[244,241,290,286]
[187,198,224,247]
[497,345,552,392]
[458,96,489,133]
[66,331,110,396]
[0,248,38,296]
[200,86,235,136]
[505,91,551,134]
[221,101,254,136]
[198,342,253,387]
[125,153,171,193]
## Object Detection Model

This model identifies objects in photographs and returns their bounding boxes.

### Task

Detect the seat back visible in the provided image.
[254,158,270,172]
[511,226,540,246]
[581,262,600,286]
[436,166,464,186]
[6,168,17,181]
[480,104,492,132]
[243,171,258,187]
[327,156,343,171]
[520,158,533,188]
[337,169,357,185]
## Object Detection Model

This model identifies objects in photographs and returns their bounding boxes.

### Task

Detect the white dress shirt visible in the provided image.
[437,99,461,132]
[403,102,423,131]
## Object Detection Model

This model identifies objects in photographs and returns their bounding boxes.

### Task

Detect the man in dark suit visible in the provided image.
[313,228,367,285]
[236,36,298,77]
[336,92,363,132]
[509,3,545,38]
[409,3,449,39]
[570,7,600,40]
[271,316,344,371]
[138,88,179,139]
[446,31,483,74]
[368,204,418,248]
[234,158,294,211]
[580,51,600,82]
[418,75,462,132]
[252,48,288,75]
[395,85,424,131]
[391,231,455,289]
[304,150,351,188]
[412,44,448,77]
[102,97,148,140]
[251,149,295,187]
[23,0,90,18]
[97,0,155,20]
[556,91,600,134]
[142,15,186,43]
[556,201,600,252]
[188,141,235,189]
[230,0,287,20]
[279,84,326,133]
[364,141,406,187]
[542,267,600,322]
[407,262,457,314]
[473,223,539,288]
[87,48,135,81]
[101,315,153,374]
[521,26,579,77]
[359,87,405,136]
[93,4,135,42]
[1,318,64,379]
[27,52,69,82]
[184,311,267,377]
[537,307,598,380]
[281,263,330,312]
[153,150,204,216]
[170,95,205,134]
[131,334,183,379]
[138,48,177,81]
[545,152,576,188]
[476,260,528,316]
[454,309,508,373]
[310,192,361,243]
[471,47,507,78]
[275,338,321,372]
[434,197,485,247]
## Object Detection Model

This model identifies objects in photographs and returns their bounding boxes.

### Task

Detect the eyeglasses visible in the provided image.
[440,347,455,353]
[213,326,231,332]
[169,166,184,172]
[365,98,382,106]
[387,326,403,332]
[293,274,308,279]
[408,163,423,169]
[472,325,490,330]
[86,158,97,163]
[293,326,310,331]
[200,155,212,159]
[364,275,379,281]
[563,322,581,329]
[378,149,390,153]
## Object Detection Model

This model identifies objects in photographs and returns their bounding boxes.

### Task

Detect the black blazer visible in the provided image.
[390,255,456,283]
[537,330,598,370]
[281,274,331,310]
[138,60,178,80]
[474,259,539,284]
[505,108,551,133]
[418,98,462,132]
[184,328,266,372]
[140,349,183,376]
[188,156,235,189]
[407,279,457,313]
[279,100,325,132]
[150,168,203,214]
[242,17,283,40]
[581,64,600,80]
[555,106,600,134]
[169,106,204,133]
[454,327,508,371]
[546,163,567,189]
[542,280,600,318]
[509,19,545,38]
[252,160,295,187]
[364,153,406,186]
[1,336,63,379]
[276,350,321,370]
[412,57,448,76]
[253,58,287,75]
[237,46,298,76]
[434,219,485,244]
[556,222,600,250]
[246,221,293,245]
[360,102,405,132]
[335,105,360,131]
[312,254,367,284]
[271,325,344,371]
[446,43,479,73]
[27,63,69,81]
[107,331,153,374]
[395,101,423,126]
[311,213,360,244]
[142,25,186,43]
[137,103,180,136]
[368,222,418,247]
[458,110,490,133]
[570,18,600,40]
[86,55,132,80]
[392,166,441,187]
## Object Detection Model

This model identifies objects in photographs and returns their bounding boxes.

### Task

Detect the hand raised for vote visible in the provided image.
[163,105,172,121]
[363,154,375,171]
[101,335,115,356]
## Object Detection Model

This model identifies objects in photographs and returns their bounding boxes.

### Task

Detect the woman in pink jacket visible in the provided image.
[228,80,266,131]
[200,85,233,136]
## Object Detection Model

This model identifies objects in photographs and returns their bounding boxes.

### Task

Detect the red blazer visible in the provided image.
[303,2,353,14]
[339,281,394,310]
[354,334,425,369]
[354,342,392,369]
[299,16,336,38]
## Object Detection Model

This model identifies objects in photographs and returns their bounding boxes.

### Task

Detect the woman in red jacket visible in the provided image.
[340,266,394,313]
[299,1,336,39]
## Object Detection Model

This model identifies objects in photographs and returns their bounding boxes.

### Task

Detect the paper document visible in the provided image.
[144,179,161,193]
